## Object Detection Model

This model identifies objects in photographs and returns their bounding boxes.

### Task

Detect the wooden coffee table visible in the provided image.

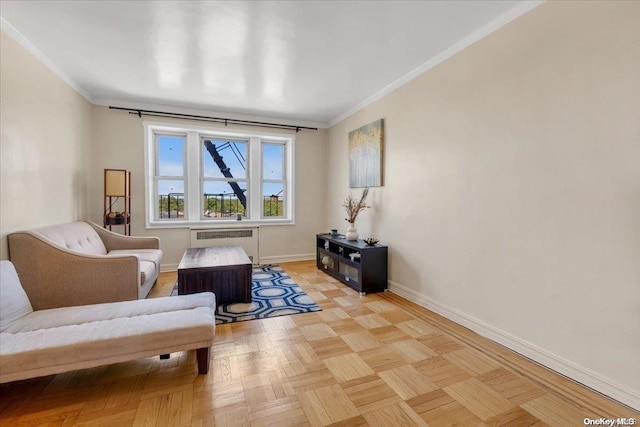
[177,246,252,304]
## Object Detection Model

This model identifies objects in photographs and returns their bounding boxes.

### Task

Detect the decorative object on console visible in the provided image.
[364,237,379,246]
[345,224,358,241]
[343,187,369,241]
[349,119,384,188]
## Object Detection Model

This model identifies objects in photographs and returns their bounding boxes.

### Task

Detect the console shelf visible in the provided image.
[316,233,388,294]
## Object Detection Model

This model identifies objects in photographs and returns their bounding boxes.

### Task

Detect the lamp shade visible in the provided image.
[105,169,129,196]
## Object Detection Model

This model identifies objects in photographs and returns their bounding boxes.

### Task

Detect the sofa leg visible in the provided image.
[159,354,170,360]
[196,347,210,374]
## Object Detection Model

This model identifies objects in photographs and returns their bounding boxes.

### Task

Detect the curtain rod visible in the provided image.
[108,106,318,132]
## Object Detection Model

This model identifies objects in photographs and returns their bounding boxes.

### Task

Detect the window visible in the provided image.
[144,122,294,227]
[262,142,286,218]
[201,138,248,219]
[155,134,186,220]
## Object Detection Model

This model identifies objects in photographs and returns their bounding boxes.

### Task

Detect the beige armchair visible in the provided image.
[8,221,162,310]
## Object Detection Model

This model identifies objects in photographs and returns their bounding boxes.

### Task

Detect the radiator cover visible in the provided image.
[189,227,258,263]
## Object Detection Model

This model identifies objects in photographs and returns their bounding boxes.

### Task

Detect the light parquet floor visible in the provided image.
[1,261,636,426]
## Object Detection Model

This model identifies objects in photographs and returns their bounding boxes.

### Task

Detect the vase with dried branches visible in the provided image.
[343,187,369,240]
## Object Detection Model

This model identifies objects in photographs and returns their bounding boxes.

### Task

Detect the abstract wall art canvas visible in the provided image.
[348,119,384,188]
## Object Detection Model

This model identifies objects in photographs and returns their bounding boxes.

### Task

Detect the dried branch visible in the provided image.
[343,187,369,224]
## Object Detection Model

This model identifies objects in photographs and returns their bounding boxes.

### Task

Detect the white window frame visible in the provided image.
[261,141,287,219]
[144,121,295,228]
[152,131,187,222]
[200,136,250,221]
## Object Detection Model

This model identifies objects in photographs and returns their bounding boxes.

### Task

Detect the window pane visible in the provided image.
[263,182,284,217]
[157,180,184,219]
[263,143,284,180]
[157,135,184,176]
[203,139,247,179]
[202,180,247,218]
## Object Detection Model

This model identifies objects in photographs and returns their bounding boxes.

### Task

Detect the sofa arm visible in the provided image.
[85,221,160,251]
[8,232,140,310]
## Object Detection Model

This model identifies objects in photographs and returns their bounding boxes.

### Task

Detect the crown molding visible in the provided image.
[1,17,94,103]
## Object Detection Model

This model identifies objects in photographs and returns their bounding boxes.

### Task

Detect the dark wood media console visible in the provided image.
[316,234,388,294]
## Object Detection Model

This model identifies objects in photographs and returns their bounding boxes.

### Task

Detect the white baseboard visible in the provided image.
[160,263,179,273]
[259,253,315,265]
[388,280,640,411]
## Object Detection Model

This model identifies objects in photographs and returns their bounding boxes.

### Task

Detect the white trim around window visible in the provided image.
[143,121,295,228]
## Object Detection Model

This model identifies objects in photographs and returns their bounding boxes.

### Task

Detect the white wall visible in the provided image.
[326,1,640,408]
[0,30,92,259]
[89,106,327,267]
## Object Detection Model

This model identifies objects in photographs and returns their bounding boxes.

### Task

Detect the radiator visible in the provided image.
[190,227,259,263]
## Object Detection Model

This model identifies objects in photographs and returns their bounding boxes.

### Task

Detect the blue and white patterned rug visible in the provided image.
[172,264,321,324]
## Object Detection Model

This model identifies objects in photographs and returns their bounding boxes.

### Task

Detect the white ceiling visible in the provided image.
[0,1,541,127]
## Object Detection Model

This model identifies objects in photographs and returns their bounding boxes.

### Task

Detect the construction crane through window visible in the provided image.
[203,140,247,209]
